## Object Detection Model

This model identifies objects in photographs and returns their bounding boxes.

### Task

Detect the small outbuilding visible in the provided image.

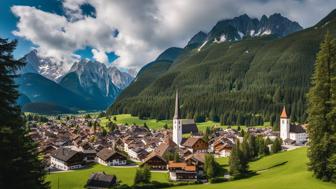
[86,172,116,189]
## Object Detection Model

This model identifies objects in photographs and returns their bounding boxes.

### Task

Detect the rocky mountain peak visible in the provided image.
[20,50,71,81]
[203,13,302,44]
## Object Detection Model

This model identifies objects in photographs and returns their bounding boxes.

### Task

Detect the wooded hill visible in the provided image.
[108,10,336,128]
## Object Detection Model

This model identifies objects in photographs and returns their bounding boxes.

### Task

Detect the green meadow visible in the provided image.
[45,148,336,189]
[173,147,336,189]
[99,114,270,131]
[46,164,168,189]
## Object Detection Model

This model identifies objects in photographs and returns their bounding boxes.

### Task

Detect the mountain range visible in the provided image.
[17,50,133,114]
[108,11,336,125]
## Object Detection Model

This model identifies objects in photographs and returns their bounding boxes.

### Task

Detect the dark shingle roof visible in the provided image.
[182,119,198,134]
[86,172,116,188]
[185,153,206,164]
[96,148,125,161]
[183,137,205,148]
[51,148,78,162]
[290,124,306,133]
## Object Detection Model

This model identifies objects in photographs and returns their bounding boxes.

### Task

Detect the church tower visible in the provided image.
[280,106,290,140]
[173,90,182,145]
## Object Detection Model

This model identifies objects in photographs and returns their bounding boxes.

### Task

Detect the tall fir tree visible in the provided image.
[229,140,249,179]
[248,135,258,159]
[271,137,282,154]
[307,32,336,182]
[0,38,48,188]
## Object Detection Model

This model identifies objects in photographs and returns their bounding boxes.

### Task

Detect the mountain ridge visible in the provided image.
[108,10,336,125]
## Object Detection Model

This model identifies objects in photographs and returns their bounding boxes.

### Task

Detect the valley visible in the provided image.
[2,1,336,189]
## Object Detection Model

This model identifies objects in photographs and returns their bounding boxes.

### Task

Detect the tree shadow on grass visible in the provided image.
[232,161,288,181]
[255,161,288,173]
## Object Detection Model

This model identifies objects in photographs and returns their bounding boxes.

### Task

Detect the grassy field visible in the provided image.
[99,114,269,131]
[46,148,336,189]
[173,147,336,189]
[46,164,168,189]
[100,114,172,130]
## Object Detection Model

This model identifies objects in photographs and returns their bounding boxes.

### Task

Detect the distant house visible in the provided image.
[142,153,168,170]
[50,148,84,170]
[127,147,148,162]
[185,153,206,176]
[182,137,208,153]
[96,148,128,166]
[86,172,116,189]
[211,137,234,157]
[83,150,96,162]
[142,138,177,170]
[168,161,197,181]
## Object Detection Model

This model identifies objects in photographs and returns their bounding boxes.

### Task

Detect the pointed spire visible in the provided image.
[280,106,288,118]
[174,90,181,119]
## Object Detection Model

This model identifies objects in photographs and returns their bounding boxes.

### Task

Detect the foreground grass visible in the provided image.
[46,164,168,189]
[46,148,336,189]
[173,148,336,189]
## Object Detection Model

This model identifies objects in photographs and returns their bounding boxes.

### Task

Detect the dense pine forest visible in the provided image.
[108,10,336,129]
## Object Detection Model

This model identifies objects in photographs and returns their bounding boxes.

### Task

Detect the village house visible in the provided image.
[211,136,234,157]
[96,148,128,166]
[50,148,84,171]
[182,136,208,153]
[185,153,206,176]
[142,137,177,170]
[86,172,117,189]
[168,161,198,181]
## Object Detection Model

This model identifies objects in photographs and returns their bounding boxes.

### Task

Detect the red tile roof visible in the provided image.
[168,161,196,171]
[280,106,287,118]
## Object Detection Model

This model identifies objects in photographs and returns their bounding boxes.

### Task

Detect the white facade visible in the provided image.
[96,157,127,166]
[50,157,82,171]
[289,132,307,144]
[219,149,231,157]
[127,148,139,160]
[173,118,182,145]
[280,107,307,145]
[280,117,290,140]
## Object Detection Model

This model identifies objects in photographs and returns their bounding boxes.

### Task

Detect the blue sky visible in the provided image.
[2,0,336,70]
[0,0,118,62]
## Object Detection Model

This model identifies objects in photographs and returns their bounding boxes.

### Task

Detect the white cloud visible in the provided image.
[11,0,336,71]
[92,48,108,64]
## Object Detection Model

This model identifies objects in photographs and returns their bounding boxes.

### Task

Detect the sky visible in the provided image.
[1,0,336,71]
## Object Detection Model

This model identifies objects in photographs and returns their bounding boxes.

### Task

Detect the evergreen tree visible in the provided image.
[271,137,282,154]
[107,121,117,131]
[0,38,48,188]
[133,165,151,185]
[248,135,258,159]
[265,137,272,145]
[229,140,249,179]
[204,154,219,178]
[257,137,269,156]
[241,136,251,162]
[307,32,336,182]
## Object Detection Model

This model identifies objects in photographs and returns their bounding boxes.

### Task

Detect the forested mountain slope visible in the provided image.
[108,10,336,127]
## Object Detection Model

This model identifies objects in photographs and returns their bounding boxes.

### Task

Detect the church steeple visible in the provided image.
[173,89,182,145]
[280,106,288,118]
[174,90,181,119]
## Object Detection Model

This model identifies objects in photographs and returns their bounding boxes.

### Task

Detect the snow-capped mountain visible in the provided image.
[189,13,303,47]
[69,59,119,96]
[59,60,121,109]
[108,66,134,89]
[20,50,71,81]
